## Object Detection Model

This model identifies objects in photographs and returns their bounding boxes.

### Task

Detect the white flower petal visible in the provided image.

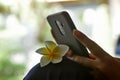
[45,41,56,52]
[36,41,69,67]
[36,47,50,55]
[54,45,69,56]
[51,55,62,63]
[40,55,51,67]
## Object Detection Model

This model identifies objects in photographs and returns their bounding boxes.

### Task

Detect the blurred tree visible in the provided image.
[0,39,25,80]
[0,4,10,14]
[0,0,63,80]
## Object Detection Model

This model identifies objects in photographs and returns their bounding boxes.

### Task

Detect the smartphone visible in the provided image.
[47,11,89,57]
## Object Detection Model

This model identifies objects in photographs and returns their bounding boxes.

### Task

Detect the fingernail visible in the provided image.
[73,29,81,39]
[67,56,73,61]
[73,29,79,36]
[65,50,73,57]
[73,29,85,40]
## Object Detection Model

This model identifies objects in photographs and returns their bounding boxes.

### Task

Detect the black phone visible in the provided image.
[47,11,89,57]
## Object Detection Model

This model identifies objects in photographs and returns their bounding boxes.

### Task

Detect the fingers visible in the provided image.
[67,54,96,68]
[66,50,96,68]
[65,50,73,57]
[73,30,110,58]
[89,53,96,60]
[114,57,120,63]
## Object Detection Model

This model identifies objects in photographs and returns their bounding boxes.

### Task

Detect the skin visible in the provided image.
[51,29,120,80]
[67,30,120,80]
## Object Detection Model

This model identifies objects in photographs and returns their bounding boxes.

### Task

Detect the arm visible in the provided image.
[66,30,120,80]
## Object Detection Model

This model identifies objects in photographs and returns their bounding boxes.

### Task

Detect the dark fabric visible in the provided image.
[23,57,95,80]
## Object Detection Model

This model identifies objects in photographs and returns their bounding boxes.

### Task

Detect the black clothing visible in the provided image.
[24,57,95,80]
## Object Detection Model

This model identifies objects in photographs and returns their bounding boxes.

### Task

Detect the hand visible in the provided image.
[66,30,120,80]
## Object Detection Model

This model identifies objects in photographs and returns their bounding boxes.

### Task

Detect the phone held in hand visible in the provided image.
[47,11,89,57]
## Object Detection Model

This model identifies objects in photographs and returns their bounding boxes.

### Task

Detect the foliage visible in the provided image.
[0,39,26,80]
[0,0,60,80]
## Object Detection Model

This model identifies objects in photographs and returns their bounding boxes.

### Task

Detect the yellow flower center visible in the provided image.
[49,52,55,58]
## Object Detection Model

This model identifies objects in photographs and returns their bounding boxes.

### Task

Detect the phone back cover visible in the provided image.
[47,11,89,57]
[47,11,95,80]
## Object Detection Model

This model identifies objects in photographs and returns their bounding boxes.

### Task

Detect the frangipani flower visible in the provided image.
[36,41,69,67]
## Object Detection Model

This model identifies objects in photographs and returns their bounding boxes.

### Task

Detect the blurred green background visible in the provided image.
[0,0,120,80]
